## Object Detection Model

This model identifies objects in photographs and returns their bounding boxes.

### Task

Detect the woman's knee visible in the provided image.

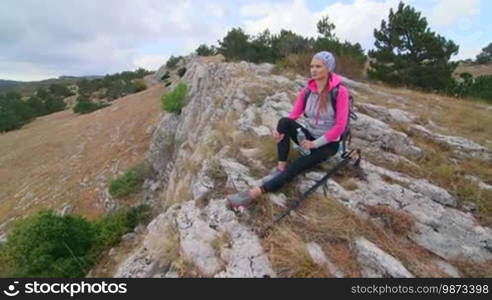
[277,117,294,132]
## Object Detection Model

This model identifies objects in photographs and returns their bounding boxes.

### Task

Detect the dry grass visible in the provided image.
[210,231,232,273]
[365,147,492,226]
[172,177,193,206]
[338,178,359,191]
[242,83,275,104]
[331,163,366,190]
[263,227,329,277]
[258,195,361,277]
[271,65,298,81]
[324,242,361,277]
[171,256,200,278]
[373,121,492,224]
[449,258,492,278]
[274,53,314,78]
[0,85,164,227]
[363,150,424,182]
[209,111,251,157]
[365,83,492,148]
[203,159,233,200]
[252,136,278,166]
[182,158,200,175]
[411,136,492,224]
[366,204,415,236]
[293,195,368,243]
[210,231,232,257]
[206,159,228,183]
[258,193,447,277]
[380,174,411,189]
[154,226,180,264]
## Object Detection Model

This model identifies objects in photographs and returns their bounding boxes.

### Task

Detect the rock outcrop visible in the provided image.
[112,56,491,278]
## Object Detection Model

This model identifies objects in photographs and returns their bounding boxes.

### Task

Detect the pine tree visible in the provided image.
[218,28,251,61]
[274,29,310,57]
[475,43,492,64]
[0,92,33,132]
[368,2,459,91]
[317,15,336,40]
[195,44,218,56]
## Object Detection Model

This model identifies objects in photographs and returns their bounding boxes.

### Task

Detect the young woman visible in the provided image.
[227,51,349,209]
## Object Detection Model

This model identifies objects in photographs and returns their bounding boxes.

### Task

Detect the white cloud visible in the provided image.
[442,17,485,60]
[0,0,212,80]
[429,0,479,28]
[1,0,485,80]
[240,0,316,37]
[453,47,481,61]
[239,0,400,50]
[204,3,226,18]
[320,0,400,48]
[132,55,168,71]
[0,59,59,82]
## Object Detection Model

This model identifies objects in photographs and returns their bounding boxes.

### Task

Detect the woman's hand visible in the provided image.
[301,140,315,150]
[273,130,285,143]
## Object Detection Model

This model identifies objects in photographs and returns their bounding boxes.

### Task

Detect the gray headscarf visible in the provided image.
[313,51,336,72]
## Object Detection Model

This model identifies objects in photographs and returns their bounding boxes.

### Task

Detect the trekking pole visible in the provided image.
[257,149,361,237]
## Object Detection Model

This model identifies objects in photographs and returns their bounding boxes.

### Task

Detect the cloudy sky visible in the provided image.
[1,0,490,81]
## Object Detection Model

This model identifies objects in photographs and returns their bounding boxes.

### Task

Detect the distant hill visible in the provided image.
[454,63,492,78]
[0,79,20,88]
[0,75,102,96]
[58,75,104,80]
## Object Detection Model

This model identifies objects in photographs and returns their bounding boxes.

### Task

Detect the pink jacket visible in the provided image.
[288,73,349,148]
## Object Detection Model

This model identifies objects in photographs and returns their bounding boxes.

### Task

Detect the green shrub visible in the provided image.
[0,206,153,278]
[109,162,151,198]
[92,205,152,250]
[76,69,151,101]
[475,42,492,64]
[161,83,187,113]
[166,55,182,69]
[196,44,218,56]
[73,97,110,114]
[132,79,147,92]
[0,92,35,132]
[177,67,187,78]
[2,210,96,277]
[449,74,492,103]
[467,75,492,103]
[49,83,73,97]
[216,24,366,79]
[161,71,170,81]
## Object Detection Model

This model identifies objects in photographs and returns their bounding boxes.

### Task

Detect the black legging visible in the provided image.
[261,117,339,193]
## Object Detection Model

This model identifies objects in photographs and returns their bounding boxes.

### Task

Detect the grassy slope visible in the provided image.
[0,85,164,229]
[454,63,492,78]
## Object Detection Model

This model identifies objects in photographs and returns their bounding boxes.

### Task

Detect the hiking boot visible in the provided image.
[226,190,254,210]
[261,167,284,184]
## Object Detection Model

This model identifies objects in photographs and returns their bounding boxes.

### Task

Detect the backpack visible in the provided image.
[302,83,357,155]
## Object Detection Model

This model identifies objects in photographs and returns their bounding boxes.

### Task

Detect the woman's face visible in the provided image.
[310,57,329,81]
